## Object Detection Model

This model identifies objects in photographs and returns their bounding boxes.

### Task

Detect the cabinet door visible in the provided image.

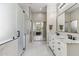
[53,39,59,55]
[48,35,53,46]
[56,40,67,56]
[50,39,55,50]
[49,35,55,49]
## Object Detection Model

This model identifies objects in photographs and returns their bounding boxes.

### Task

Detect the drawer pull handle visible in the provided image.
[58,42,61,44]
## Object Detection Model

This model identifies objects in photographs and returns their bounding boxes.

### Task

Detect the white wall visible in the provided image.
[0,3,19,56]
[0,3,17,43]
[58,13,65,32]
[32,13,46,22]
[47,4,56,32]
[47,4,57,41]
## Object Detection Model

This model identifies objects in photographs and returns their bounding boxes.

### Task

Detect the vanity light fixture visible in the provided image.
[49,25,53,30]
[59,25,63,31]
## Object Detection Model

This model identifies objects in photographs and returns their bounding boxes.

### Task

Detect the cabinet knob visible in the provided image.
[58,48,61,51]
[73,37,76,40]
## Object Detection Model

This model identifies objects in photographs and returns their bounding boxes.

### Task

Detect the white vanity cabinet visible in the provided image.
[54,39,67,56]
[48,32,79,56]
[48,37,53,50]
[48,34,67,56]
[48,34,56,51]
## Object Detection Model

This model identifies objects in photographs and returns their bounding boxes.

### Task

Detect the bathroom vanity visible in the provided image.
[48,3,79,56]
[48,32,79,56]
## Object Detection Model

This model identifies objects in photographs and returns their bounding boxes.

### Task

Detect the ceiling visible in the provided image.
[19,3,47,13]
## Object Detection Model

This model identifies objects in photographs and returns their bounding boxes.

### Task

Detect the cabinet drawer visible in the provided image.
[55,40,67,56]
[57,47,67,56]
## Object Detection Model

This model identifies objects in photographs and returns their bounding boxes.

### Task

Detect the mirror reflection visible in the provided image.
[65,4,79,33]
[57,3,79,33]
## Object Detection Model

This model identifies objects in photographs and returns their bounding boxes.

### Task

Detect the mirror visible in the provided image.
[57,3,79,33]
[65,4,79,33]
[71,20,77,33]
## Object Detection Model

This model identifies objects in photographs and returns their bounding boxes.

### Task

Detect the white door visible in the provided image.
[16,5,24,55]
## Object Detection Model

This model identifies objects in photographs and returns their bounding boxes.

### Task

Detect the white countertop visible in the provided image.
[56,35,79,43]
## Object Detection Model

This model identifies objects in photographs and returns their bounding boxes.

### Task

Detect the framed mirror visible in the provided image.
[57,3,79,33]
[65,3,79,33]
[71,20,77,33]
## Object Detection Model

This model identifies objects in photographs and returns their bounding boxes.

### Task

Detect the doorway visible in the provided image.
[32,22,46,41]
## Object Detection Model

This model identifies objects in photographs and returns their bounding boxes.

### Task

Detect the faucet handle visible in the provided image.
[73,37,76,40]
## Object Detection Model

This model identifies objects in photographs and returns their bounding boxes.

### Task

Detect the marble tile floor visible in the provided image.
[22,41,53,56]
